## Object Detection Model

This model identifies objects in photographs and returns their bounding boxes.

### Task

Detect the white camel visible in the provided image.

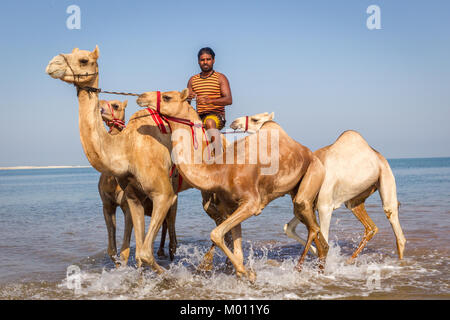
[231,113,406,261]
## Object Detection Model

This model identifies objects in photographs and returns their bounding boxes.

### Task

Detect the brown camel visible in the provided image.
[231,113,406,261]
[46,47,229,272]
[98,99,172,265]
[46,47,185,272]
[136,89,329,281]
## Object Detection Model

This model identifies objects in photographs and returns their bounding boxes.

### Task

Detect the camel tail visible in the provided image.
[377,154,406,259]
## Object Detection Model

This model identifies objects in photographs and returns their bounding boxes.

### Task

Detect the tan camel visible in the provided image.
[46,47,186,273]
[98,99,172,265]
[136,90,329,281]
[46,47,229,273]
[231,114,406,261]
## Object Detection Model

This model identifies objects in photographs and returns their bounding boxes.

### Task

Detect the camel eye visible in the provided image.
[80,58,89,64]
[113,104,119,110]
[163,95,172,102]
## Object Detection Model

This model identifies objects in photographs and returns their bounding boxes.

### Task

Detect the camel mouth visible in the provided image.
[230,121,241,130]
[46,66,66,79]
[45,56,67,79]
[136,98,151,108]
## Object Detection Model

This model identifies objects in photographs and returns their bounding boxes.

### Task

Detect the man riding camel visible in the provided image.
[187,47,232,136]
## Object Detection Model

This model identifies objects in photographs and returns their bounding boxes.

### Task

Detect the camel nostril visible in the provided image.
[100,108,105,114]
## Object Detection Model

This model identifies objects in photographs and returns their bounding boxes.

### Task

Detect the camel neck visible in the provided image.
[77,76,127,176]
[166,105,223,192]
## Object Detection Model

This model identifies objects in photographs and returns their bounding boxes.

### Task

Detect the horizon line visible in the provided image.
[1,156,450,170]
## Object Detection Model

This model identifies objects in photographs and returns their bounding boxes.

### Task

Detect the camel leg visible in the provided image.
[197,225,238,273]
[202,191,233,249]
[378,162,406,259]
[165,200,178,261]
[385,206,406,260]
[347,202,378,263]
[231,224,244,267]
[157,220,168,258]
[293,156,328,271]
[118,201,133,266]
[102,202,118,265]
[210,200,258,282]
[141,193,176,274]
[124,186,146,268]
[293,202,327,271]
[317,205,333,244]
[199,191,233,269]
[197,243,216,272]
[283,217,319,257]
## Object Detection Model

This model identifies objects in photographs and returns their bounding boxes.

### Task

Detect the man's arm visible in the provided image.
[196,73,232,106]
[187,76,196,104]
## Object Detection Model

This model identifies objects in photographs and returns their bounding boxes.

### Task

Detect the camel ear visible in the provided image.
[180,88,189,101]
[91,45,100,59]
[269,112,275,120]
[72,48,79,53]
[122,100,128,108]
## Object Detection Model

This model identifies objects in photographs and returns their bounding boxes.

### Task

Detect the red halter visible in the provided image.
[245,116,249,132]
[105,102,126,132]
[147,91,211,158]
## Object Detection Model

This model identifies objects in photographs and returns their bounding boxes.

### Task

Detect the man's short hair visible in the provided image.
[198,47,215,59]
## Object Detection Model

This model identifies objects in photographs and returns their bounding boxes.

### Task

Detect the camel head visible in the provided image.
[45,46,100,85]
[136,89,190,117]
[100,99,127,123]
[230,112,275,133]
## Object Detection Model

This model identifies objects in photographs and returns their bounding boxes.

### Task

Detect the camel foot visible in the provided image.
[197,256,214,272]
[236,269,257,283]
[197,244,215,272]
[157,248,167,259]
[114,258,126,269]
[169,246,176,261]
[138,254,166,275]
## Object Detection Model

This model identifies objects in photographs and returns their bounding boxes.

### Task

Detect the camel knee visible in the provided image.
[294,199,319,229]
[293,198,309,213]
[210,228,224,247]
[370,225,379,237]
[384,207,394,220]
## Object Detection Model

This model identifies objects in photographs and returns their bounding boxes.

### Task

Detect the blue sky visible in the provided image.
[0,0,449,166]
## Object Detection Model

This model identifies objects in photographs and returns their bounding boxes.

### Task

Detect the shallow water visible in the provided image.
[0,158,449,299]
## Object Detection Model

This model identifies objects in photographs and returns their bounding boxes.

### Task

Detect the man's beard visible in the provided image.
[201,65,213,72]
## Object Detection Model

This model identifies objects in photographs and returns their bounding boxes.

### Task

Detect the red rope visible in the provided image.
[105,102,126,132]
[147,91,211,158]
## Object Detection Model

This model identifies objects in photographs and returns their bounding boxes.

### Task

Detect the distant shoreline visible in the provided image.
[1,157,449,171]
[0,166,91,171]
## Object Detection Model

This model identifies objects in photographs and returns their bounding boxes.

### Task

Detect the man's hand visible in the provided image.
[196,95,212,105]
[187,92,197,101]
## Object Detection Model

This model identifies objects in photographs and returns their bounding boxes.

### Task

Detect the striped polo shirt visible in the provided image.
[191,71,224,116]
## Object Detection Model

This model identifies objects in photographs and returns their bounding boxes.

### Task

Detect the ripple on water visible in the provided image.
[1,240,447,300]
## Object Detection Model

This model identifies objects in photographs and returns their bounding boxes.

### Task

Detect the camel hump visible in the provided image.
[260,120,279,129]
[334,130,369,147]
[260,120,287,135]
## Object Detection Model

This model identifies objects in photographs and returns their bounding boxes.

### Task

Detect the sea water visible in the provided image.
[0,158,449,299]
